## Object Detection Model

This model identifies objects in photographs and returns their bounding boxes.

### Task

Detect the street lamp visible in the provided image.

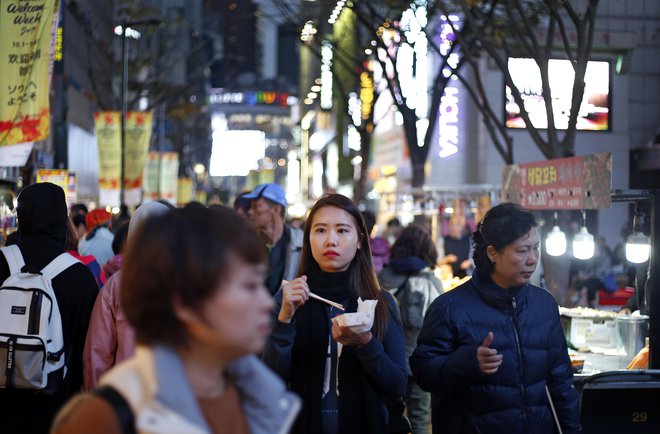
[115,19,161,206]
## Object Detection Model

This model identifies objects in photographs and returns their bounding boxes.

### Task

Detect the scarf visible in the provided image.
[290,264,388,434]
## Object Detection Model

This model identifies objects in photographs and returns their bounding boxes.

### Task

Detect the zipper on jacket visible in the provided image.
[511,297,529,433]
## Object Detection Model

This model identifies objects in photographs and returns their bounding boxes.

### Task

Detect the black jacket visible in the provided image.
[410,271,580,434]
[0,183,99,434]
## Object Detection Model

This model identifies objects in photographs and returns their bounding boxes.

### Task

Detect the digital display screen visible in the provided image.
[505,58,610,131]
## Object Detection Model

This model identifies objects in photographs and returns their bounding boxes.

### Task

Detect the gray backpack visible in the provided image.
[0,245,79,391]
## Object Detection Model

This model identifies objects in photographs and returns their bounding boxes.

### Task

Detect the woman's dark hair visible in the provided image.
[361,211,376,236]
[297,194,389,338]
[472,202,537,274]
[64,218,79,251]
[71,214,86,231]
[121,206,267,347]
[111,221,130,254]
[390,225,438,269]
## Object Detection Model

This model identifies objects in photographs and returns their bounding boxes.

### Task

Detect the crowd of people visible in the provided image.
[0,182,584,434]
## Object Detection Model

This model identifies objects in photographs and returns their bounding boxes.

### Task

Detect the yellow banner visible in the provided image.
[177,177,192,206]
[94,112,121,189]
[0,0,59,146]
[143,151,179,205]
[124,111,153,189]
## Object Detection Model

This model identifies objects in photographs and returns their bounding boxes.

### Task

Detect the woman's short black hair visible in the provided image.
[472,202,537,274]
[121,206,267,347]
[111,221,130,254]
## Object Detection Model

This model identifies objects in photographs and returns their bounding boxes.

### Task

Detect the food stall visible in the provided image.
[503,153,660,432]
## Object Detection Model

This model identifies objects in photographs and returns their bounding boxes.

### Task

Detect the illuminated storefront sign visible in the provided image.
[320,41,333,110]
[360,71,373,120]
[437,15,461,158]
[208,91,297,107]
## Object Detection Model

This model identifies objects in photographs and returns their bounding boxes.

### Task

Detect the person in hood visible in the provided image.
[0,183,99,434]
[83,201,171,390]
[78,209,114,267]
[378,225,443,434]
[362,211,390,274]
[53,206,299,434]
[410,203,580,433]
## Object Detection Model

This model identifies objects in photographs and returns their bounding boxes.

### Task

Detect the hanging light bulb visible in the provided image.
[626,232,650,263]
[573,211,594,260]
[545,212,566,256]
[546,226,567,256]
[626,206,650,263]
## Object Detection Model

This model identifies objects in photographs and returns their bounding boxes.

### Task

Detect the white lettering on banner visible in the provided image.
[438,87,459,158]
[437,16,461,159]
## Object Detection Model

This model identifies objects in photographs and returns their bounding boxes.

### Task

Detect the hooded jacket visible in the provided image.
[379,257,443,367]
[0,183,99,434]
[410,271,580,434]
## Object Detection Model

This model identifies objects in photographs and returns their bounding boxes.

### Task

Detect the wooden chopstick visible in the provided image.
[281,280,345,311]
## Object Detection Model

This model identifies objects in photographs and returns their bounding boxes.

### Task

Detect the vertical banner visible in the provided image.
[143,151,160,202]
[0,0,60,147]
[123,111,153,206]
[94,112,121,206]
[143,151,179,206]
[159,152,179,206]
[177,177,192,206]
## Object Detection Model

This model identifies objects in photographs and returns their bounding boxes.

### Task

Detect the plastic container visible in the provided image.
[615,315,649,359]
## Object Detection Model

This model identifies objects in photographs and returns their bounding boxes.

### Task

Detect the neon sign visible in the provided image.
[208,91,297,108]
[437,15,461,159]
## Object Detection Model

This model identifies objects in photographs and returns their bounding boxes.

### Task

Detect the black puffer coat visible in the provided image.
[410,271,580,434]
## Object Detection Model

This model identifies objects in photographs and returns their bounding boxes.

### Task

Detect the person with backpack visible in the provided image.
[0,183,99,434]
[52,206,300,434]
[378,225,443,434]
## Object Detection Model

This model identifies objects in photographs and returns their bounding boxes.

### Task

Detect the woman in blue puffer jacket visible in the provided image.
[410,202,581,434]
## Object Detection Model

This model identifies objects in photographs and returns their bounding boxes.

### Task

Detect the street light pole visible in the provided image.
[120,20,129,207]
[116,19,160,207]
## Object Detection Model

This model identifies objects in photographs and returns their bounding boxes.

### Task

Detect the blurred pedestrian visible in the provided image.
[244,183,303,295]
[362,210,390,274]
[0,183,98,434]
[439,216,472,278]
[65,218,106,289]
[52,206,300,434]
[379,225,443,434]
[83,202,170,390]
[233,192,251,218]
[102,221,129,279]
[262,194,407,434]
[78,209,114,267]
[411,202,580,433]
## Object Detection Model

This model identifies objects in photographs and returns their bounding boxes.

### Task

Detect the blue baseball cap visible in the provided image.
[242,183,287,208]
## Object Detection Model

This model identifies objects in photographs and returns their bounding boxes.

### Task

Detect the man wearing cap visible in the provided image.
[244,183,303,295]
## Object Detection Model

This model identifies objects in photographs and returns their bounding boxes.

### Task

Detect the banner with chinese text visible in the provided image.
[502,152,611,210]
[0,0,60,147]
[123,111,153,206]
[94,112,121,206]
[143,151,179,206]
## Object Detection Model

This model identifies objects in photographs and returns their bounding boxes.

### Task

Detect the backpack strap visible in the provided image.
[93,386,136,434]
[0,245,26,275]
[392,275,411,299]
[40,253,81,281]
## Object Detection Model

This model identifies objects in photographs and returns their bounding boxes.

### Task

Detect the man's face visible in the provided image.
[247,198,279,230]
